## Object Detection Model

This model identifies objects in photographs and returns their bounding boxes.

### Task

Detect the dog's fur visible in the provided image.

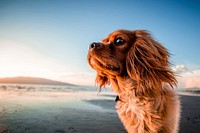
[87,30,180,133]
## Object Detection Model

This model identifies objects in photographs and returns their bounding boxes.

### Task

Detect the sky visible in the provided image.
[0,0,200,87]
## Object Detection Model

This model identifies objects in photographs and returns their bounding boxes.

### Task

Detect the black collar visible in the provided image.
[115,95,120,102]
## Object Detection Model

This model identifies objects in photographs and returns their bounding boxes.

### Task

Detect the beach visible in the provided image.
[179,94,200,133]
[0,85,200,133]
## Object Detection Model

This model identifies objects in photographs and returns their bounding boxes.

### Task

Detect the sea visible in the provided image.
[0,83,199,96]
[0,83,97,92]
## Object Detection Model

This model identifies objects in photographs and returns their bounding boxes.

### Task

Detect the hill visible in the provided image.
[0,76,73,86]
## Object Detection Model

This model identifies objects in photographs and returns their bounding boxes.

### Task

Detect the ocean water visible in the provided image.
[0,84,98,92]
[0,84,116,112]
[1,84,199,97]
[0,84,121,133]
[1,83,199,95]
[176,87,200,96]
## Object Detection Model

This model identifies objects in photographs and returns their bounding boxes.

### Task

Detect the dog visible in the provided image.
[87,29,180,133]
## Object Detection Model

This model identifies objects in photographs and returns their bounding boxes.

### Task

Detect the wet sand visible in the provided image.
[0,88,126,133]
[0,87,200,133]
[179,94,200,133]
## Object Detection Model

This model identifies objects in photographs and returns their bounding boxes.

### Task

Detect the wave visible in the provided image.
[0,84,97,92]
[176,88,200,96]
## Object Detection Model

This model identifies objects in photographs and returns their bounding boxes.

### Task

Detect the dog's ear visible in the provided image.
[126,30,177,95]
[95,73,110,88]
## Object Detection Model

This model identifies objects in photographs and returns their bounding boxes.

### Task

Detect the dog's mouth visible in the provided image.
[100,62,120,72]
[89,56,120,73]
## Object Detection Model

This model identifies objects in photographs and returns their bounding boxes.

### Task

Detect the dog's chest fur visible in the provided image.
[111,78,171,133]
[115,92,164,133]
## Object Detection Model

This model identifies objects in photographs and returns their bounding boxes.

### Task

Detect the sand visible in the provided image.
[179,94,200,133]
[0,86,200,133]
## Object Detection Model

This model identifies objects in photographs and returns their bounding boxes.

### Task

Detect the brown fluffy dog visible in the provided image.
[87,30,180,133]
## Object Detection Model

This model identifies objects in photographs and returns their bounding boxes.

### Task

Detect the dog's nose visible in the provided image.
[89,42,101,49]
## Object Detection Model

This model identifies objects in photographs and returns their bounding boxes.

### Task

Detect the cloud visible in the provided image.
[172,65,191,74]
[176,70,200,88]
[172,65,200,88]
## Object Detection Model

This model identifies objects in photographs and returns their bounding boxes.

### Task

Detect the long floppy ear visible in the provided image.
[95,73,110,88]
[126,30,177,95]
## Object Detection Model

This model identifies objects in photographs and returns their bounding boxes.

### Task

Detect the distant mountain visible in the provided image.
[0,76,73,86]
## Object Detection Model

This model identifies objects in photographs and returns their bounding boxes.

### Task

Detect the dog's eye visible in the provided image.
[114,38,125,46]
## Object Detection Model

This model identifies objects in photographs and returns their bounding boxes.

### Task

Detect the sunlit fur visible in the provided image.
[88,30,180,133]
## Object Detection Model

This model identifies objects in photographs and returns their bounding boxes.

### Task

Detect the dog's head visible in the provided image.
[87,30,176,91]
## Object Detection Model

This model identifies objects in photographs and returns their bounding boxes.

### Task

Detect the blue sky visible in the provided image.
[0,0,200,86]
